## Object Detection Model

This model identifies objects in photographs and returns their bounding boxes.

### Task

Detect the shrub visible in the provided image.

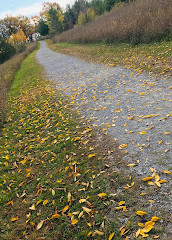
[0,38,16,64]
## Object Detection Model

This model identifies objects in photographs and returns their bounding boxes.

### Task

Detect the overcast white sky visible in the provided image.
[0,0,76,19]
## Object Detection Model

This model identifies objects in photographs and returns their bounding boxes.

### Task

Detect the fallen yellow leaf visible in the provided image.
[142,224,154,233]
[36,200,42,205]
[139,131,146,134]
[94,230,104,235]
[136,211,147,216]
[51,214,60,219]
[79,199,87,203]
[148,181,154,185]
[140,229,149,237]
[68,192,71,202]
[119,144,127,149]
[120,228,126,236]
[82,206,92,213]
[109,232,115,240]
[71,219,78,225]
[159,179,166,183]
[164,170,171,174]
[7,201,13,206]
[88,154,96,158]
[118,201,125,206]
[29,204,36,210]
[155,175,160,182]
[115,206,126,211]
[142,176,153,181]
[62,205,69,213]
[155,181,161,187]
[36,220,44,230]
[52,189,55,196]
[78,211,84,218]
[127,163,136,167]
[11,217,18,222]
[149,200,155,203]
[136,229,140,237]
[153,235,160,239]
[151,216,160,222]
[138,223,144,227]
[97,192,107,198]
[87,231,92,237]
[43,199,48,205]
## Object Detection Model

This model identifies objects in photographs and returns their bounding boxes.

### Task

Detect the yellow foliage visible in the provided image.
[9,29,27,45]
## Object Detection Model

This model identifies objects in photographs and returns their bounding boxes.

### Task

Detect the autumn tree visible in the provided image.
[77,8,96,25]
[40,2,64,35]
[1,15,36,41]
[8,29,27,52]
[8,29,27,45]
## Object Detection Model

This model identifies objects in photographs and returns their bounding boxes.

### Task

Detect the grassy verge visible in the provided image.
[0,46,171,240]
[0,42,37,126]
[47,40,172,77]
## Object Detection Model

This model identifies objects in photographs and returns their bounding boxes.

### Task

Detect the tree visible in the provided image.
[89,0,105,15]
[1,15,36,41]
[87,8,96,22]
[0,22,10,38]
[77,11,87,25]
[8,29,27,53]
[8,29,27,45]
[38,19,49,36]
[0,16,20,36]
[77,8,96,25]
[72,0,88,23]
[40,2,64,35]
[64,5,75,30]
[104,0,119,11]
[104,0,129,11]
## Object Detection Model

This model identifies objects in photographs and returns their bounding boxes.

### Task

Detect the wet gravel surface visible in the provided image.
[36,41,172,213]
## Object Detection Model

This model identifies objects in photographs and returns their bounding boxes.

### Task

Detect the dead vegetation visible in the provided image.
[53,0,172,44]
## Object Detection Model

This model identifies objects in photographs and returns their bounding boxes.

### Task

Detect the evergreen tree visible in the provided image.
[38,19,49,36]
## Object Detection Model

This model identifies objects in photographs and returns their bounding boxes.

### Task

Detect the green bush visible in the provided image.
[0,38,16,64]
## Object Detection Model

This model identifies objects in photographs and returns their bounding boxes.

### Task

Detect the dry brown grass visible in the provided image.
[53,0,172,44]
[0,42,37,126]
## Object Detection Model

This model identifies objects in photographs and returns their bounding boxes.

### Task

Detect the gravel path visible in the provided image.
[36,41,172,210]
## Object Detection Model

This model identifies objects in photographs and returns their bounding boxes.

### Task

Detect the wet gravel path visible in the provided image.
[36,41,172,211]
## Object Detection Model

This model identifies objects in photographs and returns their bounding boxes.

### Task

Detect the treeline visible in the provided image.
[38,0,130,36]
[53,0,172,44]
[64,0,129,30]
